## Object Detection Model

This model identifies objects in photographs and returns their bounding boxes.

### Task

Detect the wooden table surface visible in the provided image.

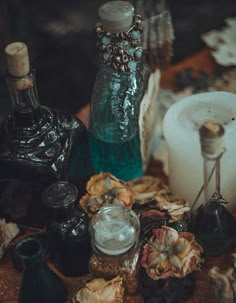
[0,48,235,303]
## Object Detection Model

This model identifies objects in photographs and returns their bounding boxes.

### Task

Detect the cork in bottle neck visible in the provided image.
[199,121,225,158]
[5,42,30,77]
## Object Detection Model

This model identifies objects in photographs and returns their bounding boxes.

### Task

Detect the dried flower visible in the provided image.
[0,219,19,259]
[141,226,203,280]
[80,173,135,216]
[73,276,124,303]
[128,176,168,204]
[128,176,190,222]
[155,189,190,222]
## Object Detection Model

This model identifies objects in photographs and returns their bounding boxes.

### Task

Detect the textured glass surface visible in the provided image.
[46,206,91,277]
[44,181,91,277]
[89,65,144,181]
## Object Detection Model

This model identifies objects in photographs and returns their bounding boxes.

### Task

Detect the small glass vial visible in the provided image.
[190,121,236,256]
[89,205,140,294]
[42,181,92,277]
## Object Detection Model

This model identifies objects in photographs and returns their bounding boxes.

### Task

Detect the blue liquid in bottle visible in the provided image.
[89,132,143,182]
[89,64,144,182]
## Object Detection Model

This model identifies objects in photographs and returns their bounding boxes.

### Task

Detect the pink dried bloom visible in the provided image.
[141,226,204,280]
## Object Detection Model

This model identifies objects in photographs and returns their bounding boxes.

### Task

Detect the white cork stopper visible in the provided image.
[5,42,30,77]
[200,121,225,156]
[98,1,134,33]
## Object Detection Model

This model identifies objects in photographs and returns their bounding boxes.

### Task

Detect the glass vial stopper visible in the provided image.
[98,1,134,33]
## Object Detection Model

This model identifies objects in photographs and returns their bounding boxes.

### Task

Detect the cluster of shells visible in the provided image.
[96,15,143,72]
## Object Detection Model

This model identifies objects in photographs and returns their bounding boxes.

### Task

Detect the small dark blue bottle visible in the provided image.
[15,237,67,303]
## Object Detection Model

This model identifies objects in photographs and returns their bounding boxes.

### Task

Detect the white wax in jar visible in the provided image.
[94,218,136,255]
[163,91,236,211]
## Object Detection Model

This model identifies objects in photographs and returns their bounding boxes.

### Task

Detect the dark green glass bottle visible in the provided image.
[15,237,67,303]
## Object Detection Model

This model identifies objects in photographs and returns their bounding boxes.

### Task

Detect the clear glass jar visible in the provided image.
[42,181,92,277]
[89,205,140,294]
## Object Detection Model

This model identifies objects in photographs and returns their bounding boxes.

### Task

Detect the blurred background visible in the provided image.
[0,0,236,117]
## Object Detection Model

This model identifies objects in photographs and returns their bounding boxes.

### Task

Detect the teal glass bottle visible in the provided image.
[88,1,144,182]
[15,237,67,303]
[0,42,93,225]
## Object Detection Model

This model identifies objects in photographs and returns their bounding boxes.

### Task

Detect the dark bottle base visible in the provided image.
[189,202,236,256]
[49,240,92,277]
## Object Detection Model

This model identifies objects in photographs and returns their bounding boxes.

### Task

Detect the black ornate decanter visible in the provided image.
[0,42,92,225]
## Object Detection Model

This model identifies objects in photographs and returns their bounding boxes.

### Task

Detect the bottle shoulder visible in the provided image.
[1,106,85,150]
[0,106,88,181]
[47,207,89,240]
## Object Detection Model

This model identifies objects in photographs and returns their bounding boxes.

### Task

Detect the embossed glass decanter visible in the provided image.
[190,121,236,256]
[0,42,92,225]
[88,1,144,181]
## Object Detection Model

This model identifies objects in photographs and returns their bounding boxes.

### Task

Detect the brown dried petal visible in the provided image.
[80,173,135,216]
[128,176,167,196]
[86,173,113,195]
[74,276,124,303]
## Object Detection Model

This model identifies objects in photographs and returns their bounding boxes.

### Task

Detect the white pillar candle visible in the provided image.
[163,91,236,211]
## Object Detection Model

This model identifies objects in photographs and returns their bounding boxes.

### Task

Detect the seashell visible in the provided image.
[106,44,113,53]
[122,54,129,63]
[118,48,124,55]
[133,15,142,27]
[115,56,121,62]
[119,64,125,72]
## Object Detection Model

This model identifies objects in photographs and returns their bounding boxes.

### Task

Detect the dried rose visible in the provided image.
[155,189,190,222]
[73,276,124,303]
[141,226,203,280]
[80,173,135,216]
[128,176,168,204]
[0,219,19,259]
[128,176,190,222]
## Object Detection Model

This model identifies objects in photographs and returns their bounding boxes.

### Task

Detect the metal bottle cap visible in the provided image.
[98,1,134,33]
